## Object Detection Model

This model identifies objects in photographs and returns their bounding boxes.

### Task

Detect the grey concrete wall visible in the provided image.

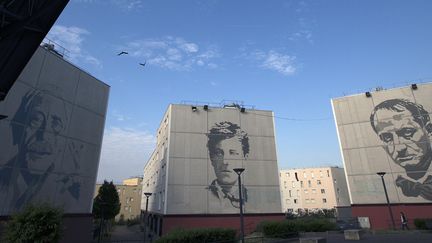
[332,83,432,204]
[0,46,109,215]
[165,105,281,214]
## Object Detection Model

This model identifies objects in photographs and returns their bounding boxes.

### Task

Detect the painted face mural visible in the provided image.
[370,99,432,200]
[0,87,82,210]
[207,121,249,208]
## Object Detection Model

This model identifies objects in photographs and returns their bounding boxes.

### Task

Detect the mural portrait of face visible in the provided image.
[12,88,68,172]
[207,122,249,189]
[371,99,432,178]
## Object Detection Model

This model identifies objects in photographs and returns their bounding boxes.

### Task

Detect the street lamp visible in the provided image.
[143,192,152,243]
[376,172,396,230]
[233,168,245,243]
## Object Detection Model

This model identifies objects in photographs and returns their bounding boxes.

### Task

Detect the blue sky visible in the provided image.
[48,0,432,183]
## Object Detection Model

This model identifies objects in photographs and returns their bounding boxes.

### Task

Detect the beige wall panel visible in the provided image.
[169,133,208,159]
[347,174,400,204]
[343,147,393,176]
[16,47,47,88]
[168,158,208,186]
[333,95,375,125]
[68,106,105,145]
[170,105,208,134]
[166,185,208,214]
[243,186,282,213]
[243,160,279,186]
[247,136,277,161]
[75,74,109,116]
[239,110,275,137]
[413,83,432,113]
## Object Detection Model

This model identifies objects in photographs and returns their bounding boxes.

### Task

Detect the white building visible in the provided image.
[279,167,350,213]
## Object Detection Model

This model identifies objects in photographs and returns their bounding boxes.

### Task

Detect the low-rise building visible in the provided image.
[95,177,143,221]
[279,167,350,214]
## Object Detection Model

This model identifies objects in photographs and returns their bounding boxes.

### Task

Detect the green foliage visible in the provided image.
[257,221,298,238]
[414,218,432,230]
[287,209,336,219]
[3,204,63,243]
[257,218,337,238]
[93,180,121,220]
[155,228,236,243]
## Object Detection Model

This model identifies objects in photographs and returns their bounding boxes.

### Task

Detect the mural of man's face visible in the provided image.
[22,94,66,172]
[210,136,244,187]
[375,109,432,171]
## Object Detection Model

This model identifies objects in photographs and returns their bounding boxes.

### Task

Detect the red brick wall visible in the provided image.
[161,214,285,235]
[352,204,432,229]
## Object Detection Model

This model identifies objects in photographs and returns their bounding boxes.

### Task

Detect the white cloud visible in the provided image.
[111,0,144,11]
[253,50,297,76]
[121,36,220,71]
[98,127,156,182]
[47,25,102,68]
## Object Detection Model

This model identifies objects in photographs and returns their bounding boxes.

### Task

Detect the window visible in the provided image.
[294,199,298,204]
[292,181,296,188]
[289,190,292,197]
[304,189,308,194]
[124,206,128,210]
[287,172,290,177]
[320,171,323,178]
[311,199,315,204]
[300,181,303,188]
[296,190,300,196]
[308,180,311,187]
[131,197,134,202]
[327,170,330,177]
[334,179,337,184]
[286,199,291,204]
[317,180,321,185]
[312,189,316,194]
[311,172,315,178]
[337,188,340,195]
[305,199,310,204]
[303,172,307,178]
[323,198,327,203]
[126,197,130,204]
[321,189,325,194]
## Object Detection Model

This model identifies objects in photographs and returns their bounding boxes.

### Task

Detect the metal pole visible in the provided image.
[143,196,149,243]
[238,173,245,243]
[97,209,103,243]
[379,174,396,230]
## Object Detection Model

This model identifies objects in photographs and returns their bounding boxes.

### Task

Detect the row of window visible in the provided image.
[286,198,327,204]
[287,189,325,197]
[283,170,330,179]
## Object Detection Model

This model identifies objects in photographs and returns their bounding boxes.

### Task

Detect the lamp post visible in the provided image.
[377,172,396,230]
[233,168,245,243]
[143,192,152,243]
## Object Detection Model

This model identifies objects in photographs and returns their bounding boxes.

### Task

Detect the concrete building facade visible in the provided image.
[0,44,109,242]
[279,167,350,213]
[332,83,432,229]
[141,104,284,235]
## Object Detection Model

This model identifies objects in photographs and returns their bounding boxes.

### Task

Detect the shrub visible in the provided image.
[257,221,298,238]
[414,219,427,230]
[3,204,63,243]
[295,218,337,232]
[155,228,236,243]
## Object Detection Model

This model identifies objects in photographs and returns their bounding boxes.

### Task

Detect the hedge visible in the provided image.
[155,228,236,243]
[257,218,337,238]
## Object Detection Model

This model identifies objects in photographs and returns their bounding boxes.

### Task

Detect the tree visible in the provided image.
[4,204,63,243]
[93,180,120,220]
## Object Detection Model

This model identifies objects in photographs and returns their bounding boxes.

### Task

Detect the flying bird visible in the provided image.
[117,51,128,56]
[139,61,147,67]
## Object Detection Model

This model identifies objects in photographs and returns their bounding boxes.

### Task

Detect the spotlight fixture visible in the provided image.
[240,107,246,113]
[365,91,371,98]
[203,105,208,111]
[411,84,418,90]
[191,106,197,112]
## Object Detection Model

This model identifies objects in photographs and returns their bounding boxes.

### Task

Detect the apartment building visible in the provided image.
[95,177,143,221]
[279,167,350,213]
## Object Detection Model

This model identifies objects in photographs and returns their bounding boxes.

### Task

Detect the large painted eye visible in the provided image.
[379,132,393,143]
[51,116,64,134]
[229,149,239,155]
[29,112,45,128]
[397,128,416,139]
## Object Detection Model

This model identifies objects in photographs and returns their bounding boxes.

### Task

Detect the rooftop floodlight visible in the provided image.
[240,107,246,113]
[365,91,371,98]
[411,84,418,90]
[204,105,209,111]
[191,106,197,112]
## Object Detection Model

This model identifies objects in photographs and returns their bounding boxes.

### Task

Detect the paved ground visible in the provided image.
[291,231,432,243]
[100,225,156,243]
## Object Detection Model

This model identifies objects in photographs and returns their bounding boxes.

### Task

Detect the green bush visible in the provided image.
[257,221,298,238]
[3,204,63,243]
[155,228,236,243]
[257,218,336,238]
[414,219,427,229]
